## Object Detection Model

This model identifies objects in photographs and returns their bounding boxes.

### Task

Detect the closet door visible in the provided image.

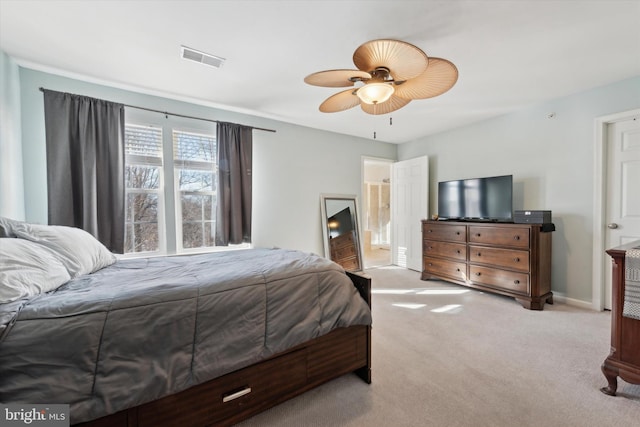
[604,115,640,309]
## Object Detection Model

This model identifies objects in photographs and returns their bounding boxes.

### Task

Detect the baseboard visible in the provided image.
[552,292,597,311]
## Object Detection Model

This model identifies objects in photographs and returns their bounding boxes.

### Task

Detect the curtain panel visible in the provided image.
[43,89,125,253]
[216,122,253,245]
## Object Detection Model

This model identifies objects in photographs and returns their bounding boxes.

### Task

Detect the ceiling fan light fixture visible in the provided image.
[357,83,395,105]
[305,39,457,114]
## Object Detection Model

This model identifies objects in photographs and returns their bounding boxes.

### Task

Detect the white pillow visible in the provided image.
[0,238,71,303]
[12,223,116,278]
[0,216,21,238]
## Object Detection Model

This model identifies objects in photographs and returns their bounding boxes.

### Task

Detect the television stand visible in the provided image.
[421,220,553,310]
[438,218,510,223]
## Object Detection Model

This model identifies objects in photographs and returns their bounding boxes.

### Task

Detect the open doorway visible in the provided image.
[362,158,393,268]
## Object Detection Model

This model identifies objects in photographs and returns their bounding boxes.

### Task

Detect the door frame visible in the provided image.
[591,108,640,311]
[361,156,395,266]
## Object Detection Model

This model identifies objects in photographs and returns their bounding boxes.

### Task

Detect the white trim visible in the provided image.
[361,156,395,265]
[361,155,395,191]
[552,293,597,311]
[591,108,640,311]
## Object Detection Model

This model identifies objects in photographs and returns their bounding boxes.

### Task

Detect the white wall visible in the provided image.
[398,76,640,305]
[0,51,25,219]
[16,67,396,256]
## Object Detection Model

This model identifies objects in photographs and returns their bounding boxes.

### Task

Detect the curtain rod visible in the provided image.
[39,87,276,133]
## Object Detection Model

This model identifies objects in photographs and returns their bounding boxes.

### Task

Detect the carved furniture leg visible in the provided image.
[600,361,618,396]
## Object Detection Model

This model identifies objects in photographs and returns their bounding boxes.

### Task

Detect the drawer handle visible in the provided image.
[514,235,520,241]
[456,231,461,235]
[475,272,481,276]
[428,229,433,233]
[223,387,252,403]
[476,252,481,257]
[514,280,520,285]
[514,257,520,262]
[456,250,461,254]
[456,268,461,272]
[428,263,433,266]
[476,233,481,237]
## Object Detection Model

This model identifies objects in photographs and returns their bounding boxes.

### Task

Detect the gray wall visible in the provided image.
[0,51,25,220]
[7,54,640,306]
[15,67,396,256]
[399,76,640,305]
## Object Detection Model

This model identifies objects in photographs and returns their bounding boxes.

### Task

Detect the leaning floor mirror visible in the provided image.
[320,193,364,272]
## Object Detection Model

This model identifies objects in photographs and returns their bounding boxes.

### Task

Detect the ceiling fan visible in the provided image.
[304,39,458,115]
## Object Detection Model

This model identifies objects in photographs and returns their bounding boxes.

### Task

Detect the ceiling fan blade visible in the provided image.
[353,39,428,81]
[393,57,459,100]
[360,94,411,115]
[319,89,361,112]
[304,69,371,87]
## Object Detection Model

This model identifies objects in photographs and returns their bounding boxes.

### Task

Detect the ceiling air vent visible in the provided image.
[181,46,225,69]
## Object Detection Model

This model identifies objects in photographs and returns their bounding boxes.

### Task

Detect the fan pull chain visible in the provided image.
[373,131,377,139]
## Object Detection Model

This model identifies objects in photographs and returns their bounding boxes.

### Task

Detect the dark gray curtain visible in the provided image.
[43,89,125,253]
[216,122,253,245]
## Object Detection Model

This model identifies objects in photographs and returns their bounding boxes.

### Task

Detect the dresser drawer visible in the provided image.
[330,231,355,249]
[468,226,530,248]
[423,240,466,261]
[468,265,529,294]
[138,349,307,427]
[423,257,467,281]
[338,257,360,271]
[469,245,530,272]
[211,350,307,420]
[333,243,357,260]
[422,222,466,242]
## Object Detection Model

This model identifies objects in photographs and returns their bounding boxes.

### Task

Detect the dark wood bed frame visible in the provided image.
[601,242,640,395]
[76,271,372,427]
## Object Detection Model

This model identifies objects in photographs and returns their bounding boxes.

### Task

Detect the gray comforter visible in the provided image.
[0,248,371,424]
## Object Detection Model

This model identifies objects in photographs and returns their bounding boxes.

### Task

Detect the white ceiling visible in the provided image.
[1,0,639,143]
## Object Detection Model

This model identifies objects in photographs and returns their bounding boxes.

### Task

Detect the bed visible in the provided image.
[0,218,372,426]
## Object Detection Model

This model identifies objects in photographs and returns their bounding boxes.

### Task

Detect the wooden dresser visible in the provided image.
[421,220,553,310]
[330,231,361,271]
[601,241,640,395]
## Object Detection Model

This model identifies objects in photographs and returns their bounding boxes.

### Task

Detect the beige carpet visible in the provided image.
[237,266,640,427]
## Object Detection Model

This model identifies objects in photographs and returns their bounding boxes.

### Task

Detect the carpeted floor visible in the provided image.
[237,266,640,426]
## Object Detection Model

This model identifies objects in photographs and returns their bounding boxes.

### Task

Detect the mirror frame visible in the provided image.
[320,193,364,272]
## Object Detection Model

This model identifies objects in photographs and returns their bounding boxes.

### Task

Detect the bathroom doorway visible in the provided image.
[362,158,393,268]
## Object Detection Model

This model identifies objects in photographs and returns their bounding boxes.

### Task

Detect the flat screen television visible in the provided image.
[437,174,513,222]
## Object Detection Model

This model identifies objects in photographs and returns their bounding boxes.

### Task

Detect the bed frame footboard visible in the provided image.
[347,270,372,384]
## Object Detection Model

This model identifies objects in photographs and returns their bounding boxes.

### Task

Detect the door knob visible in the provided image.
[607,223,619,229]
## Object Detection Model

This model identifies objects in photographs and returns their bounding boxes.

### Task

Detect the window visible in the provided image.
[124,117,228,256]
[173,130,217,250]
[124,124,163,254]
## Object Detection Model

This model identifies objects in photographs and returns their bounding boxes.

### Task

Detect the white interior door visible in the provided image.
[604,116,640,309]
[391,156,428,271]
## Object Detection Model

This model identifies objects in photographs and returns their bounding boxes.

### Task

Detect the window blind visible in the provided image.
[173,130,216,169]
[125,124,163,160]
